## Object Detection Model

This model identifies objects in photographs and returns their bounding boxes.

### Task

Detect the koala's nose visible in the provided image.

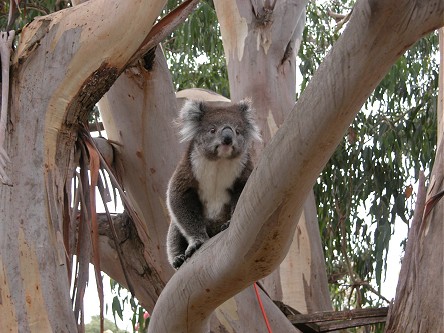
[221,126,234,145]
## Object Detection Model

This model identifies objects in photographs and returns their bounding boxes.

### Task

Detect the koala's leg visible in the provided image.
[167,223,189,269]
[184,236,206,260]
[168,187,209,262]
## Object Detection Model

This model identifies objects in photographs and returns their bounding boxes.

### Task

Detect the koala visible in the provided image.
[166,99,261,269]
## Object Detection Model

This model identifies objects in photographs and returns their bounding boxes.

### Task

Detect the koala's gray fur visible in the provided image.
[166,99,261,269]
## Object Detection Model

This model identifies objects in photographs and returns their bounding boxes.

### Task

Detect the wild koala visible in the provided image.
[166,99,261,269]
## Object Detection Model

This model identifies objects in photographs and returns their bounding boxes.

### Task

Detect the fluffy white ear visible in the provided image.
[178,100,204,142]
[238,98,262,143]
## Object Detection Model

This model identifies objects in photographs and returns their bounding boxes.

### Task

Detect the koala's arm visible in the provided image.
[168,184,210,260]
[167,170,209,244]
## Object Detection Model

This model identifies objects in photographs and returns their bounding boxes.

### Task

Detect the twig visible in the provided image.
[328,8,354,31]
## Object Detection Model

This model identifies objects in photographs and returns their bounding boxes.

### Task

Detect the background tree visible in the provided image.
[0,0,442,333]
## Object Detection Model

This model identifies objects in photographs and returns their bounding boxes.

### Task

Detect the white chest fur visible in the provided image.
[191,150,246,220]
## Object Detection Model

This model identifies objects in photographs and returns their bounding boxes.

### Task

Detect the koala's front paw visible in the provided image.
[172,254,186,269]
[220,220,231,231]
[185,240,204,259]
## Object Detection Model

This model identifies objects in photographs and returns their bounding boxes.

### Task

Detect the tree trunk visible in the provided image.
[0,1,166,331]
[148,0,444,331]
[214,0,332,313]
[384,26,444,333]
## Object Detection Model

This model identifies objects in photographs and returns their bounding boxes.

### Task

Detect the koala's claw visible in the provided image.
[220,220,231,231]
[173,240,206,269]
[172,254,186,269]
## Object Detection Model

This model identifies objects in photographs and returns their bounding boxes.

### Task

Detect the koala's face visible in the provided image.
[179,100,261,161]
[195,108,249,160]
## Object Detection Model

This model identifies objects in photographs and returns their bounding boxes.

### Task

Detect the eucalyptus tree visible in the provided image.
[0,0,442,332]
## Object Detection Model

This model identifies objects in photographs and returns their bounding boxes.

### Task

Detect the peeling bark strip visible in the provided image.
[148,0,444,331]
[0,31,14,186]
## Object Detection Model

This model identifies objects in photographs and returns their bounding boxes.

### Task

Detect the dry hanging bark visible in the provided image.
[0,31,14,185]
[148,0,444,332]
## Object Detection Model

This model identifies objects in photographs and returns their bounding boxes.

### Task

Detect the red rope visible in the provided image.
[253,282,273,333]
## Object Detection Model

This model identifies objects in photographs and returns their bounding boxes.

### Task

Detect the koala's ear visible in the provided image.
[178,100,205,142]
[238,98,252,112]
[238,98,262,143]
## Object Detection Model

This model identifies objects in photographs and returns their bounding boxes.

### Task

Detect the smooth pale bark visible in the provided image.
[0,1,166,332]
[215,0,305,142]
[277,192,332,312]
[98,47,178,311]
[211,285,299,333]
[384,142,444,332]
[384,26,444,333]
[214,0,332,313]
[148,0,444,332]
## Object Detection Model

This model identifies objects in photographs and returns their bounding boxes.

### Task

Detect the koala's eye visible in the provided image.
[209,127,216,134]
[235,129,241,135]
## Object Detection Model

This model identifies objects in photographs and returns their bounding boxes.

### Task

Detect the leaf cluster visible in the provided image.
[161,0,229,97]
[109,280,149,333]
[301,0,438,312]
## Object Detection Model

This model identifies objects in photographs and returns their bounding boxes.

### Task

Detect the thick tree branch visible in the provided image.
[97,212,165,311]
[149,0,444,332]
